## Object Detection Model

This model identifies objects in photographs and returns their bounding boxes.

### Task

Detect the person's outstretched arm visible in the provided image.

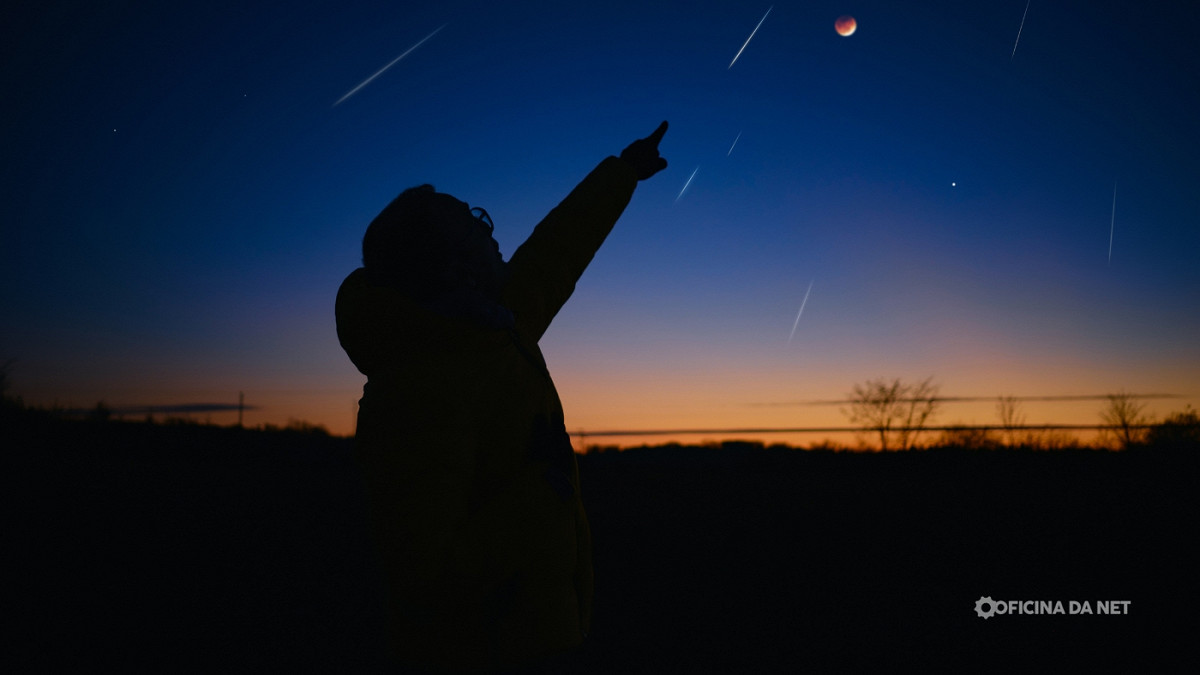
[502,122,669,342]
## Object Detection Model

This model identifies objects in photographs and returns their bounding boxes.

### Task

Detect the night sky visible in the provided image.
[4,1,1198,445]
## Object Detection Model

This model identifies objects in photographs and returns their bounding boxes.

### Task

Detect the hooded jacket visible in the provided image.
[336,156,638,671]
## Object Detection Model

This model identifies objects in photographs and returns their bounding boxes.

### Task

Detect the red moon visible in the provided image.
[835,15,857,37]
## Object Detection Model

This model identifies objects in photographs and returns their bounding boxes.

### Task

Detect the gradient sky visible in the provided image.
[4,1,1198,446]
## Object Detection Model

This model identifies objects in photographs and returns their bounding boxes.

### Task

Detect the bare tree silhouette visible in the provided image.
[843,377,941,451]
[1099,390,1151,450]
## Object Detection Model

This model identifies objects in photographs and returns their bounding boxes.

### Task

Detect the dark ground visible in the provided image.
[8,412,1197,673]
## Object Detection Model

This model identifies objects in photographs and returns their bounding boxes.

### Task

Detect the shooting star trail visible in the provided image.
[787,280,813,345]
[676,166,699,202]
[727,131,742,156]
[1108,181,1117,264]
[1011,0,1030,60]
[729,6,773,69]
[334,24,447,107]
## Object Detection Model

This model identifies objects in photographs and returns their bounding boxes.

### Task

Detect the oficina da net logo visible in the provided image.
[974,596,1131,619]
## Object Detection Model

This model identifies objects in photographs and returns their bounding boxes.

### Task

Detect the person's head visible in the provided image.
[362,184,508,301]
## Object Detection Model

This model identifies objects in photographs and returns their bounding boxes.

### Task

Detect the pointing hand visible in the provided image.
[620,121,669,181]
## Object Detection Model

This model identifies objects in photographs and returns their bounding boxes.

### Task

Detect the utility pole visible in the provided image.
[238,391,244,428]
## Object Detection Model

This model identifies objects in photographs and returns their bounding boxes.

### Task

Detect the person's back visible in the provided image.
[336,123,668,671]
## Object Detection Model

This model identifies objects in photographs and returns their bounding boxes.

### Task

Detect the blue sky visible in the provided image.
[3,1,1198,442]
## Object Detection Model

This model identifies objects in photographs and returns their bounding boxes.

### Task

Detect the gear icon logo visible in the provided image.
[975,596,997,619]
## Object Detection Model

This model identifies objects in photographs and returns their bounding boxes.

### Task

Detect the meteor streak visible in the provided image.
[729,6,773,69]
[727,131,742,156]
[1108,181,1116,264]
[334,24,447,107]
[676,166,699,202]
[1011,0,1030,60]
[787,280,813,344]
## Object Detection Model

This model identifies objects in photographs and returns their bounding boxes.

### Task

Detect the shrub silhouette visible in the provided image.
[935,425,1000,450]
[1145,406,1200,452]
[997,395,1025,448]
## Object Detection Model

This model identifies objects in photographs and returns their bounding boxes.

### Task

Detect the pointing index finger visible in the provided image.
[647,120,668,145]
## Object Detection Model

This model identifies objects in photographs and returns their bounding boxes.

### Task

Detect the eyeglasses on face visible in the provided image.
[469,207,494,234]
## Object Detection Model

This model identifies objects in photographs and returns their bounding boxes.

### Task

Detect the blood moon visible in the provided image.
[835,15,857,36]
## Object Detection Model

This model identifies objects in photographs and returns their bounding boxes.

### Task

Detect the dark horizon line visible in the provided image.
[749,394,1185,407]
[56,403,260,415]
[573,424,1159,438]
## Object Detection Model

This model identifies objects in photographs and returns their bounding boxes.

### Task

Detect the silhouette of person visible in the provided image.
[336,122,668,672]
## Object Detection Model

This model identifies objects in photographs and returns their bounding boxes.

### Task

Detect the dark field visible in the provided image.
[9,413,1197,672]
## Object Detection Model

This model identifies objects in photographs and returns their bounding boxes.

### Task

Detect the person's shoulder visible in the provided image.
[336,268,373,313]
[336,267,368,296]
[340,266,369,287]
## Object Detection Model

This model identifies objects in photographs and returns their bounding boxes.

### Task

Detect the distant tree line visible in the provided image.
[842,377,1198,452]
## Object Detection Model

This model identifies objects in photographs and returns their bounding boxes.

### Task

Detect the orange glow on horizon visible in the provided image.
[19,349,1197,449]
